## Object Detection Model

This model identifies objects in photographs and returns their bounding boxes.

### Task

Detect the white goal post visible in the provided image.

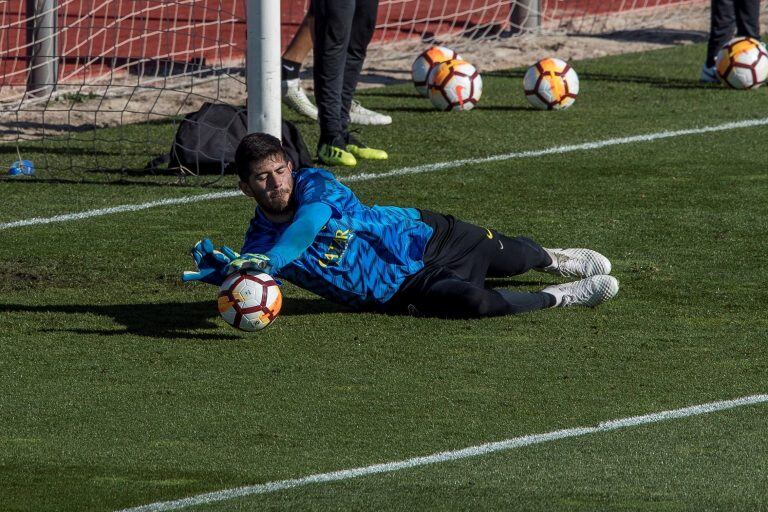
[246,0,281,138]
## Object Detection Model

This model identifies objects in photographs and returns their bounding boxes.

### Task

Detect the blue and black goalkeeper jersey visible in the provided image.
[241,167,434,308]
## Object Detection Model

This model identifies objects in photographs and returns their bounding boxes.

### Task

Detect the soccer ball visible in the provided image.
[523,58,579,110]
[427,59,482,111]
[412,46,462,97]
[218,270,282,331]
[716,37,768,89]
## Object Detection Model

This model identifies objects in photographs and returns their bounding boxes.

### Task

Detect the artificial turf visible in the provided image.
[1,41,767,511]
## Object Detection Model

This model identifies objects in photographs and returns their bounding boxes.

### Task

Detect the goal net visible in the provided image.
[0,0,724,181]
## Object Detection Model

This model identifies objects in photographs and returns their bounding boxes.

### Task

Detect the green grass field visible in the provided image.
[2,41,768,511]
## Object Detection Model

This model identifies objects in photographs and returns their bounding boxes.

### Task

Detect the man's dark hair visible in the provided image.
[234,133,287,181]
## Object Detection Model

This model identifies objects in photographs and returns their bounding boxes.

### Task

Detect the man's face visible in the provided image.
[239,154,294,215]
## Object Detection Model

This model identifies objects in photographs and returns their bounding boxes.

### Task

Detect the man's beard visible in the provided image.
[260,189,293,215]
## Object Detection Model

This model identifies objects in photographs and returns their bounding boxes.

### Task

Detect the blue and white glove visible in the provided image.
[224,253,273,276]
[182,239,240,286]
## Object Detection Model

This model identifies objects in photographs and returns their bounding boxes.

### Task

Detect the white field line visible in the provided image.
[4,116,768,232]
[117,393,768,512]
[0,191,241,231]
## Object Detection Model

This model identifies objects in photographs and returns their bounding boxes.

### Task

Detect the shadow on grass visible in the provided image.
[1,272,549,333]
[0,121,99,136]
[0,144,118,156]
[475,105,532,112]
[483,70,526,81]
[485,68,720,90]
[583,28,708,45]
[579,71,720,90]
[0,301,235,340]
[354,89,423,98]
[0,297,356,339]
[0,113,180,140]
[381,105,437,113]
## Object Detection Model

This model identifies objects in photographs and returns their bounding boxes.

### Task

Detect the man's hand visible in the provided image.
[182,239,240,286]
[225,253,272,275]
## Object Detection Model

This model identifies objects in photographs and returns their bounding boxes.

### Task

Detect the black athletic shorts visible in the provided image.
[385,210,505,310]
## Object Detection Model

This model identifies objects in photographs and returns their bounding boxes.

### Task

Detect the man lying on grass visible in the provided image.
[183,133,618,317]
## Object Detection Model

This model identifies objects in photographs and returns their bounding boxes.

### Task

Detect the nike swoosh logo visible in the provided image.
[282,64,296,71]
[485,228,493,239]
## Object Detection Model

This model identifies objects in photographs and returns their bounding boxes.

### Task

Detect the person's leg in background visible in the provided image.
[702,0,736,82]
[734,0,760,38]
[313,0,358,166]
[281,12,317,119]
[341,0,388,161]
[281,5,391,126]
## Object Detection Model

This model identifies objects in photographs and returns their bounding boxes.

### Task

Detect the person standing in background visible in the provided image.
[701,0,761,82]
[310,0,389,167]
[281,11,392,127]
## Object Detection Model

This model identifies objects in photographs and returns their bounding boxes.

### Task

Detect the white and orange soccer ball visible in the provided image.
[427,59,482,111]
[217,270,282,331]
[412,45,462,97]
[523,58,579,110]
[716,37,768,89]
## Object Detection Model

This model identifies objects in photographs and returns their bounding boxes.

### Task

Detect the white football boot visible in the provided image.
[281,80,392,126]
[282,78,318,120]
[540,248,612,278]
[349,99,392,125]
[543,275,619,308]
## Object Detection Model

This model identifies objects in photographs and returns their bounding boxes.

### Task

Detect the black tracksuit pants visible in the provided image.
[311,0,379,147]
[706,0,761,67]
[385,211,556,319]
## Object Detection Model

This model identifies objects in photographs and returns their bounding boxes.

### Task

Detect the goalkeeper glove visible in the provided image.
[182,239,240,286]
[225,253,273,275]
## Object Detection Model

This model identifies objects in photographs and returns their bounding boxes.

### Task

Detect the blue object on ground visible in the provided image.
[8,160,35,176]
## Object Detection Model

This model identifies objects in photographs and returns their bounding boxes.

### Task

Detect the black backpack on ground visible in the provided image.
[147,102,313,175]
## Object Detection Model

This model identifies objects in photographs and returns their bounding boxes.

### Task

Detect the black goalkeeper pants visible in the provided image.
[706,0,761,67]
[385,211,555,318]
[311,0,378,147]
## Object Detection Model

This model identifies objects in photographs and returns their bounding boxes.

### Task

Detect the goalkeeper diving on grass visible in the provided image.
[183,133,619,317]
